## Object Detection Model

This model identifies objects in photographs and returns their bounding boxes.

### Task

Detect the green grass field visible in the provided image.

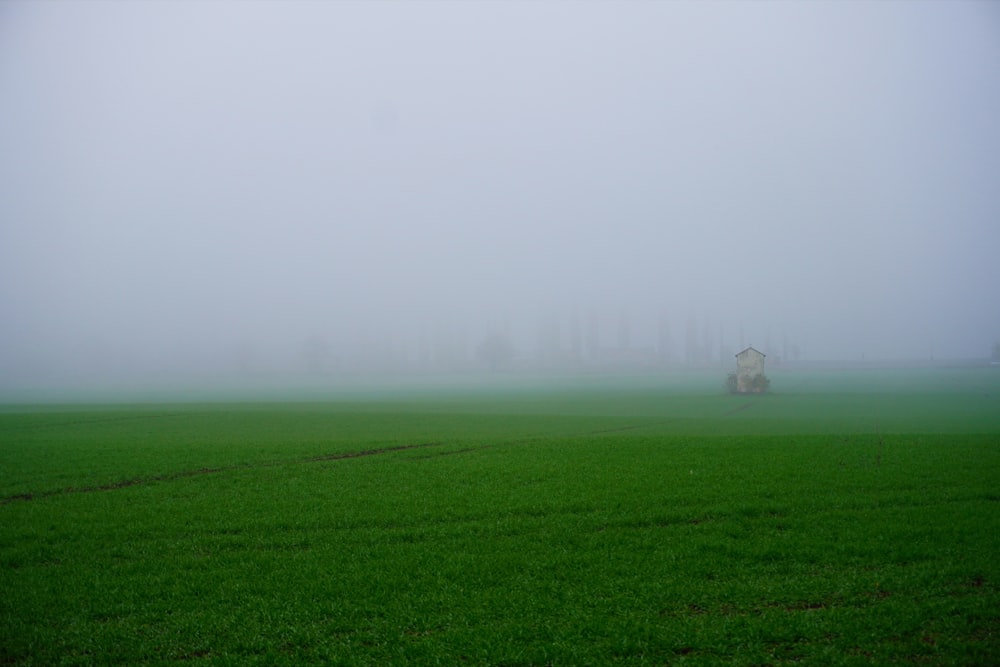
[2,368,999,665]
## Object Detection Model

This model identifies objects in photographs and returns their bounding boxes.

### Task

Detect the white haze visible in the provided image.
[1,1,999,390]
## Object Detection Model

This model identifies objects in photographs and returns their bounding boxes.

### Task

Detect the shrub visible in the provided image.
[749,373,771,393]
[727,372,770,393]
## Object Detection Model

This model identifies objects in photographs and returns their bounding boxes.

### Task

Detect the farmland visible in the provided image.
[2,367,999,665]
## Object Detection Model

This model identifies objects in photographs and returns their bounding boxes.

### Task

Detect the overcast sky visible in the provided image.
[1,0,999,385]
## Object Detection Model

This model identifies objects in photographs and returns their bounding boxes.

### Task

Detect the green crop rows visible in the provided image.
[2,368,999,665]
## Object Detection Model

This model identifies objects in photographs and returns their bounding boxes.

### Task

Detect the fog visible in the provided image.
[2,1,999,391]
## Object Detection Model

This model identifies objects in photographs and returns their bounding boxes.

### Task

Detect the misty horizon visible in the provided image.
[2,1,999,390]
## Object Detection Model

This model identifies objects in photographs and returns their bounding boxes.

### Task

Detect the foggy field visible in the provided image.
[2,369,999,665]
[3,1,999,662]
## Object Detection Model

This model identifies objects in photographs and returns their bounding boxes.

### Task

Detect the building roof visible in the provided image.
[735,346,765,357]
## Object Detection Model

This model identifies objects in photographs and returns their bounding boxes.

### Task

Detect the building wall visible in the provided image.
[735,348,766,393]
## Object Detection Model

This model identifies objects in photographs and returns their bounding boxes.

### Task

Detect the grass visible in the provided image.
[1,368,999,665]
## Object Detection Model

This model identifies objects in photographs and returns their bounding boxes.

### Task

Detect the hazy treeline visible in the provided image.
[291,308,801,375]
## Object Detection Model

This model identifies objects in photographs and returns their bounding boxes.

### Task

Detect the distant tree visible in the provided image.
[569,309,582,361]
[476,333,514,371]
[585,310,600,358]
[302,335,331,374]
[617,311,630,350]
[685,316,698,365]
[657,313,672,365]
[993,342,1000,363]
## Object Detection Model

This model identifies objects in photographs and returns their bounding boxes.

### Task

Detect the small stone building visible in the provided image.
[735,346,766,393]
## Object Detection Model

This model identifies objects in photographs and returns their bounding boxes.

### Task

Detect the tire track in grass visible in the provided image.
[405,444,494,460]
[0,442,443,505]
[723,402,757,416]
[586,420,675,435]
[588,424,648,434]
[0,412,185,432]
